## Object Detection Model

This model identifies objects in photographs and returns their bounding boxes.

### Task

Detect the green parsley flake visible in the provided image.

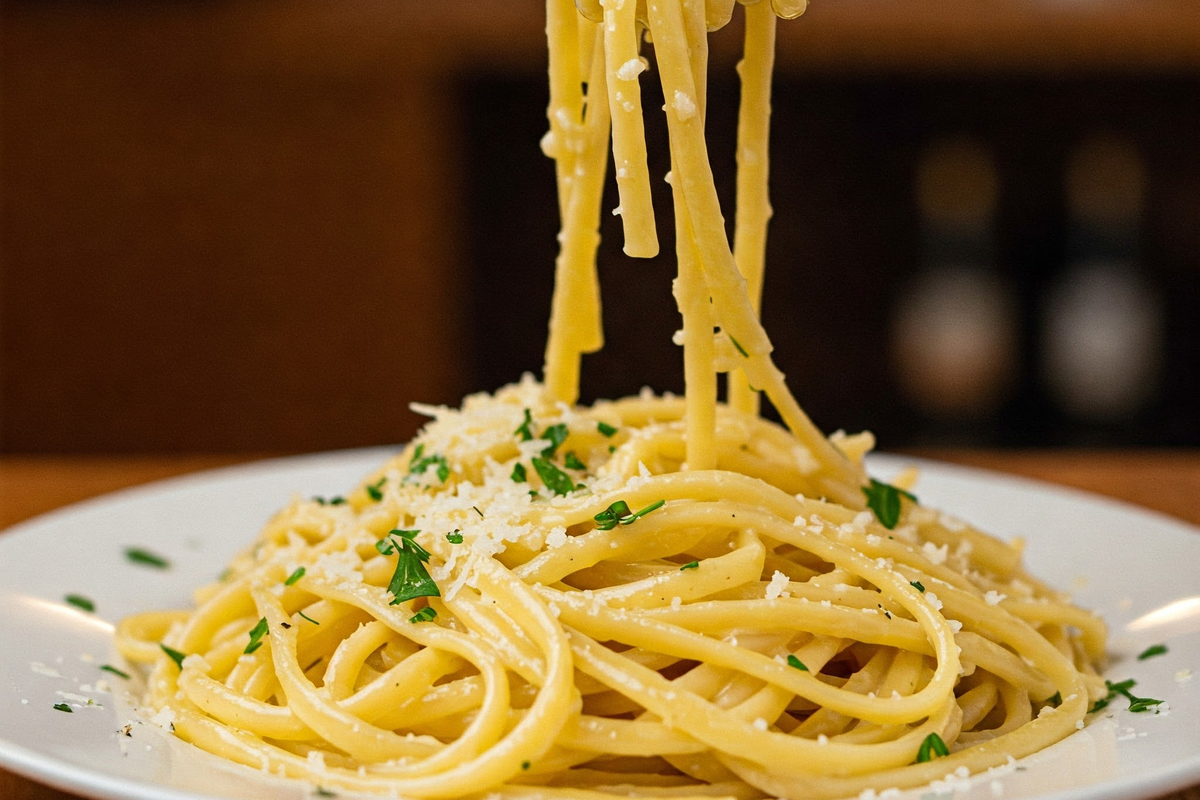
[314,788,337,797]
[597,421,618,437]
[862,479,917,530]
[1137,644,1168,661]
[297,610,320,625]
[564,451,587,471]
[285,567,306,586]
[1046,691,1062,707]
[314,496,347,506]
[65,594,95,613]
[447,530,464,544]
[680,560,699,571]
[378,530,440,605]
[532,457,580,497]
[910,581,925,593]
[409,606,437,624]
[728,333,749,358]
[540,423,569,458]
[1089,678,1164,714]
[521,760,532,771]
[916,732,949,763]
[100,664,131,680]
[366,476,388,501]
[125,547,170,569]
[244,617,269,654]
[409,446,451,483]
[511,462,527,483]
[160,644,186,670]
[53,703,73,713]
[786,655,808,671]
[593,499,665,530]
[515,409,535,441]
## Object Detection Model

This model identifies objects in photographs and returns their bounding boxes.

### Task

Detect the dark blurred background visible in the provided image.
[2,0,1198,455]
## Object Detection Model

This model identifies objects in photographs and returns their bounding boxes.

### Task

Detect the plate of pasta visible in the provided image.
[4,0,1199,799]
[0,439,1199,800]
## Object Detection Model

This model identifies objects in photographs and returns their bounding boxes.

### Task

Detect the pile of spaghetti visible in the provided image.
[116,1,1108,797]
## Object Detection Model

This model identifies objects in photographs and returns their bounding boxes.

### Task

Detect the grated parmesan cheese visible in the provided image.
[765,570,790,600]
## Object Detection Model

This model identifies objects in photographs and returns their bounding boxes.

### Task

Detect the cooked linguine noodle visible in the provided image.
[116,1,1108,797]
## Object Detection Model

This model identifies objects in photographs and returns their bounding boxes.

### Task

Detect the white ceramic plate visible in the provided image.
[1,450,1198,800]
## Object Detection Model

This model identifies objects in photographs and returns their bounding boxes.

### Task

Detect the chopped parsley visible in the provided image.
[593,499,665,530]
[511,462,527,482]
[100,664,131,680]
[446,530,463,544]
[521,760,532,771]
[532,457,581,496]
[727,333,749,357]
[408,445,450,483]
[409,606,437,624]
[1137,644,1168,661]
[366,476,387,501]
[1089,678,1164,714]
[297,610,320,625]
[862,479,916,530]
[680,560,699,571]
[377,530,440,605]
[313,495,347,506]
[786,655,808,671]
[53,703,73,713]
[314,787,337,797]
[915,732,949,763]
[910,581,925,593]
[1046,691,1062,707]
[244,618,269,654]
[65,594,95,613]
[285,567,306,586]
[597,421,619,437]
[515,408,535,441]
[564,451,587,471]
[540,423,569,458]
[160,644,186,670]
[125,547,170,569]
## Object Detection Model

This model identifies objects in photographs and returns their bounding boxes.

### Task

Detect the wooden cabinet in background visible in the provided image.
[2,0,1197,452]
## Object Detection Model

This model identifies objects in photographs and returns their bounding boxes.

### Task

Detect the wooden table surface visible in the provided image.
[2,451,1199,800]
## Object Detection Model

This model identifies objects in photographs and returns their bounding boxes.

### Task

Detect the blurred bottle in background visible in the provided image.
[891,138,1019,443]
[1040,135,1165,437]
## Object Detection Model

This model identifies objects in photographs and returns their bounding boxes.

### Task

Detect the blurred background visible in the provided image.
[2,0,1198,455]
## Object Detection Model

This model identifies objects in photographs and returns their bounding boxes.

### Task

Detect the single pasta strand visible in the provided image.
[671,157,718,470]
[668,0,718,470]
[728,1,776,416]
[602,0,658,257]
[544,0,584,221]
[682,0,709,120]
[544,23,610,405]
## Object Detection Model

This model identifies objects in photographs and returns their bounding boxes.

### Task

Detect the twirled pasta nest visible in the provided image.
[117,380,1107,800]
